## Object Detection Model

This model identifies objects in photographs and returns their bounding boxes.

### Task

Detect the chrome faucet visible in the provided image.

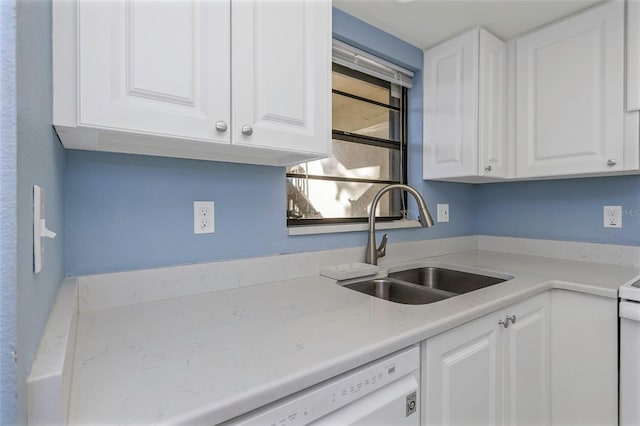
[365,184,434,265]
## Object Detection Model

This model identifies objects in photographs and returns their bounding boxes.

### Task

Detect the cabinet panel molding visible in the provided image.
[125,1,195,106]
[515,1,625,177]
[423,311,503,426]
[423,27,507,181]
[478,29,507,178]
[423,29,478,179]
[232,0,330,155]
[423,292,550,426]
[503,294,550,426]
[78,0,229,143]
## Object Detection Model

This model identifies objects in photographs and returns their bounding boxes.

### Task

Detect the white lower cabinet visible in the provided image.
[422,290,620,426]
[549,290,618,426]
[422,293,550,426]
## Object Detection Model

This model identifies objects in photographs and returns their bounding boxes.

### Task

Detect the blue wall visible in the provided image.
[0,0,18,422]
[65,9,639,277]
[2,3,636,424]
[64,9,475,275]
[475,176,640,246]
[1,0,66,424]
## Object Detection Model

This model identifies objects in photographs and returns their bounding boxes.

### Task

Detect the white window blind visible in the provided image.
[332,39,414,88]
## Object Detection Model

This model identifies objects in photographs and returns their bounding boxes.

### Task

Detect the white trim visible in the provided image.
[75,236,477,312]
[477,235,640,267]
[333,39,414,88]
[73,236,639,312]
[288,219,420,236]
[27,278,78,426]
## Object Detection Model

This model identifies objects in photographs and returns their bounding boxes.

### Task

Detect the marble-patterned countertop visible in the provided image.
[67,250,640,425]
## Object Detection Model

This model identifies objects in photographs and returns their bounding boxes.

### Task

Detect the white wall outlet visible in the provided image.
[603,205,622,228]
[194,201,215,234]
[437,204,449,223]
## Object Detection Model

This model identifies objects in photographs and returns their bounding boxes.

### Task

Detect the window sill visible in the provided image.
[287,219,421,236]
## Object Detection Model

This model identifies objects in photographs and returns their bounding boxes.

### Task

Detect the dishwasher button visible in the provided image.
[406,391,417,416]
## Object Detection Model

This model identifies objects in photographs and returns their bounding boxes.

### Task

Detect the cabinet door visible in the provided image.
[478,29,507,178]
[423,313,503,426]
[515,1,624,177]
[77,0,230,143]
[502,293,550,426]
[628,0,640,112]
[423,29,478,179]
[550,290,618,425]
[231,0,330,159]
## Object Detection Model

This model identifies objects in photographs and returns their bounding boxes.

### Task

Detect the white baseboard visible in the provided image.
[75,235,639,312]
[76,236,477,312]
[477,235,640,267]
[26,278,78,426]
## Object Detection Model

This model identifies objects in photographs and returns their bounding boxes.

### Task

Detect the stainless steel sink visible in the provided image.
[344,278,451,305]
[342,266,512,305]
[388,267,509,295]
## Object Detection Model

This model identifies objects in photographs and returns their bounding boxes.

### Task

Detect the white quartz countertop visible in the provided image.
[68,250,640,425]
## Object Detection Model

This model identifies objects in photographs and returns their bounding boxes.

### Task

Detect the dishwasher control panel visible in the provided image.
[226,346,420,426]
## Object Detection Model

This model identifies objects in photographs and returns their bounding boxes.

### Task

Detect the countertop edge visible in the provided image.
[177,278,622,425]
[66,250,640,426]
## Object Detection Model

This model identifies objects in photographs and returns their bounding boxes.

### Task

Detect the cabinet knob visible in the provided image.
[484,165,492,172]
[498,315,517,328]
[215,121,228,132]
[241,125,253,136]
[607,159,617,167]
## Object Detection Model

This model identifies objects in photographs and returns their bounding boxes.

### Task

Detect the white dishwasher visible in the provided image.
[620,278,640,426]
[224,346,420,426]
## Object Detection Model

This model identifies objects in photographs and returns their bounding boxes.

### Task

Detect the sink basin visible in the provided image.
[388,267,509,295]
[341,266,512,305]
[344,278,451,305]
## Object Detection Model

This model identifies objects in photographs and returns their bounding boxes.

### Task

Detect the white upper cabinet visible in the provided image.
[423,28,507,181]
[231,1,329,156]
[628,0,640,112]
[478,30,508,179]
[77,0,230,144]
[515,1,625,177]
[53,0,331,167]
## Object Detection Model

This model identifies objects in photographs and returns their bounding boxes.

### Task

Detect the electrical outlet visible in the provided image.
[437,204,449,223]
[603,205,622,228]
[194,201,215,234]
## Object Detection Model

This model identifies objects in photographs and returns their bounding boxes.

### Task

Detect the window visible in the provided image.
[287,43,412,226]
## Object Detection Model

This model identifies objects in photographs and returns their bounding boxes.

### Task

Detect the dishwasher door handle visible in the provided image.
[620,301,640,321]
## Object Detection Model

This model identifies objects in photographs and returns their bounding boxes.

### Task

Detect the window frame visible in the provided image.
[286,63,408,227]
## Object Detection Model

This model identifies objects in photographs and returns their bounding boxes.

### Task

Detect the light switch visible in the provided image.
[33,185,57,274]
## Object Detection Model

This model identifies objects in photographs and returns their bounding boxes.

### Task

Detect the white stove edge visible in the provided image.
[619,276,640,301]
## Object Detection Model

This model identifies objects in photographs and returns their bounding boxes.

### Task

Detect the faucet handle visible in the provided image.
[377,234,389,258]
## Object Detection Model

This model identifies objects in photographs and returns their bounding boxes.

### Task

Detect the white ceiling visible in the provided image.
[333,0,604,49]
